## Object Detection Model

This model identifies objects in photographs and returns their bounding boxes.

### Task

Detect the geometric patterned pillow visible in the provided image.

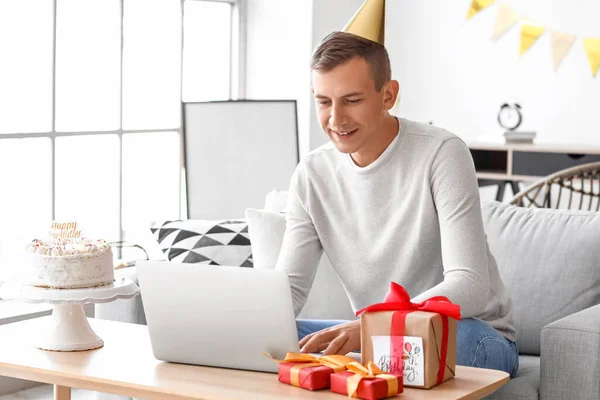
[149,219,253,267]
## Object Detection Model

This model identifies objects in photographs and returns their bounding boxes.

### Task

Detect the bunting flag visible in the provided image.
[491,4,520,40]
[471,4,600,77]
[550,32,576,71]
[467,0,495,19]
[582,38,600,77]
[520,21,545,55]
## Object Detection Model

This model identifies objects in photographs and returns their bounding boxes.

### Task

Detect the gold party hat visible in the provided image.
[342,0,385,45]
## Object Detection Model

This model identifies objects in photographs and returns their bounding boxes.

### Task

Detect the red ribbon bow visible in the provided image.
[356,282,461,386]
[356,282,461,319]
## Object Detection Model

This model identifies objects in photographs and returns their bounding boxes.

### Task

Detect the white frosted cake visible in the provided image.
[22,237,114,289]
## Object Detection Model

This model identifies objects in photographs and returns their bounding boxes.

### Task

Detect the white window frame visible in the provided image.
[0,1,244,322]
[0,0,244,249]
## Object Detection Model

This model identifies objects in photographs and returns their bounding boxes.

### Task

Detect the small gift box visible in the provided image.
[357,283,461,389]
[330,361,403,400]
[273,353,356,391]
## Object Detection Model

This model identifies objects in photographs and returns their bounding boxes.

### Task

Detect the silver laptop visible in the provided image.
[137,260,300,373]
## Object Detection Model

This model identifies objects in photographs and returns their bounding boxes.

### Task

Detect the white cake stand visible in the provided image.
[0,276,139,351]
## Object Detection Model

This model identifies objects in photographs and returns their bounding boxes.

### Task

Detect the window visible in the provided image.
[0,0,238,274]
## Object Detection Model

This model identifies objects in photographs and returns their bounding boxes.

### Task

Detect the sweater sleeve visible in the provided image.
[410,137,490,318]
[275,165,324,317]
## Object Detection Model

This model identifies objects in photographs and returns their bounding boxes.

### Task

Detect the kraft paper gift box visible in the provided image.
[357,282,461,389]
[330,361,403,400]
[274,353,356,391]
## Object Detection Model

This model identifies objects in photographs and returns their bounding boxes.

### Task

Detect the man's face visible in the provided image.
[312,56,391,157]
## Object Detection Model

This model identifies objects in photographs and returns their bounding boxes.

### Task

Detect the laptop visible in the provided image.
[136,260,300,373]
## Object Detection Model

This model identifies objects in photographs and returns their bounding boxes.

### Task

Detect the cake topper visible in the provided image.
[49,221,81,239]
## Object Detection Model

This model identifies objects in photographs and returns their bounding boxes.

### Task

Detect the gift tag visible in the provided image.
[372,335,424,387]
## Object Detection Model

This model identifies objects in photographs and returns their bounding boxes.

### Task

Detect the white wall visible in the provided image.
[244,0,313,157]
[387,0,600,143]
[308,0,600,148]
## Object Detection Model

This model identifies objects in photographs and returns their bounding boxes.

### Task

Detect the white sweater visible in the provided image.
[276,118,516,341]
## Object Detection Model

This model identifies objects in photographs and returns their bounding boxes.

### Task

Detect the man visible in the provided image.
[275,0,518,376]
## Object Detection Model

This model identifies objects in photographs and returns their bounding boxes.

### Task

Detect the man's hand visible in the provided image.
[299,320,361,355]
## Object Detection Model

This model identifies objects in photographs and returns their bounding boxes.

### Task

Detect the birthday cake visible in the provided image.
[22,222,114,289]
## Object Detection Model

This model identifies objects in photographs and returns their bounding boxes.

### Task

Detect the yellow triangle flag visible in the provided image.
[467,0,495,19]
[520,21,545,56]
[583,38,600,77]
[550,32,576,71]
[491,4,520,40]
[343,0,385,46]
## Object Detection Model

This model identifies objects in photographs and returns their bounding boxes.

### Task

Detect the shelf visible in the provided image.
[476,172,542,181]
[469,142,600,184]
[470,149,508,176]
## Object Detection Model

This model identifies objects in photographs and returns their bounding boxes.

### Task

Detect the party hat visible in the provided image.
[342,0,385,45]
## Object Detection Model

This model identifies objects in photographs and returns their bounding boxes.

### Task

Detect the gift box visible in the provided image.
[330,362,403,400]
[357,283,460,389]
[275,353,356,391]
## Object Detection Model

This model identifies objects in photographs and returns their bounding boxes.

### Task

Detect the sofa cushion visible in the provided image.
[485,355,540,400]
[245,208,356,320]
[150,220,253,267]
[264,189,289,213]
[244,209,285,270]
[481,201,600,355]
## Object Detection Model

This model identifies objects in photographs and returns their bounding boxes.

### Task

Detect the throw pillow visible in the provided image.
[264,189,289,213]
[150,220,253,267]
[244,208,285,269]
[481,201,600,355]
[245,208,356,320]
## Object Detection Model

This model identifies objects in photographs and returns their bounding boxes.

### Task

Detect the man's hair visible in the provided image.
[311,31,391,92]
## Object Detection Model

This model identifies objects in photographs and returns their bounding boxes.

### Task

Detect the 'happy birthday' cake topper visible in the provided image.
[49,221,81,239]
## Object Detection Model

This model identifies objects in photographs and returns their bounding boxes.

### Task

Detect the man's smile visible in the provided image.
[331,128,358,137]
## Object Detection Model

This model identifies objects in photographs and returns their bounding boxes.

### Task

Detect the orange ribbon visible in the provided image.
[345,361,399,398]
[266,352,356,387]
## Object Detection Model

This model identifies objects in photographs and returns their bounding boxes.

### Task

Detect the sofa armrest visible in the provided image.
[540,304,600,400]
[95,267,146,325]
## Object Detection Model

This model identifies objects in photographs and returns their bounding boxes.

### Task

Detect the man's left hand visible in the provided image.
[299,319,360,355]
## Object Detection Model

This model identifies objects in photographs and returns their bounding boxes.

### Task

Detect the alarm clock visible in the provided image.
[498,103,522,131]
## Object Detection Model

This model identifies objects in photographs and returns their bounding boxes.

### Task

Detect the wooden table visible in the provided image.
[0,318,509,400]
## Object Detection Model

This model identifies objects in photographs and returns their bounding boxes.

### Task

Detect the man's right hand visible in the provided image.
[299,319,360,355]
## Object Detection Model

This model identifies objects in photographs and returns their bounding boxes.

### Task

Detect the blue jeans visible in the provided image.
[296,318,519,378]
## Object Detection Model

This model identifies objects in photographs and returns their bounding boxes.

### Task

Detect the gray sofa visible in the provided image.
[97,200,600,399]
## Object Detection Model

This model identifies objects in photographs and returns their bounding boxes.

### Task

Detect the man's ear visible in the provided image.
[383,80,400,111]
